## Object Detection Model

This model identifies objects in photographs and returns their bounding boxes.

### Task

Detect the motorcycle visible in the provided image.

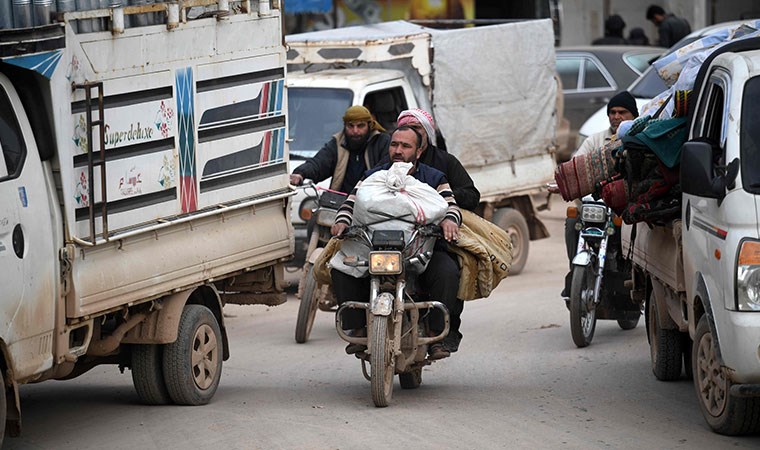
[335,224,449,407]
[294,184,347,344]
[567,194,640,348]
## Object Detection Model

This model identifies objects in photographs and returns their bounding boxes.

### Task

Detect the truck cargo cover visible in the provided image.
[286,20,558,168]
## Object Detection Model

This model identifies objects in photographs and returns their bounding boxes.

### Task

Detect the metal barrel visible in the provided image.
[12,0,33,28]
[33,0,55,26]
[56,0,78,31]
[74,0,92,32]
[108,0,127,28]
[1,0,14,29]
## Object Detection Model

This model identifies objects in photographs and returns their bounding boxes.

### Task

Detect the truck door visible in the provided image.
[0,74,57,378]
[682,69,734,309]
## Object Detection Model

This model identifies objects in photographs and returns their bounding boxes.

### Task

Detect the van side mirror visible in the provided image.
[680,141,739,203]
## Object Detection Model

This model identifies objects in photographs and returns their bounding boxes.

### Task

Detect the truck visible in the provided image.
[285,19,559,275]
[0,0,292,440]
[624,37,760,434]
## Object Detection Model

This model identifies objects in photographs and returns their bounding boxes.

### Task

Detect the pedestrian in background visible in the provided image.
[646,4,691,48]
[592,14,628,45]
[628,27,650,46]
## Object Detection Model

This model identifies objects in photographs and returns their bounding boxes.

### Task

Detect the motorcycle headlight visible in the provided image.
[369,251,402,275]
[581,204,607,223]
[737,241,760,311]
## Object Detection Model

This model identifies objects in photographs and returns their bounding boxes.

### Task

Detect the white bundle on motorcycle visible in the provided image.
[329,162,448,278]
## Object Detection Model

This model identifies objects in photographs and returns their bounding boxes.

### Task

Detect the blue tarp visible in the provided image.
[286,0,332,14]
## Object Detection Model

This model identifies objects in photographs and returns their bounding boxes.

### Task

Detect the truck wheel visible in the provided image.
[493,208,529,275]
[295,264,319,344]
[0,370,6,443]
[693,315,760,434]
[131,344,172,405]
[163,305,223,405]
[569,265,596,348]
[647,291,682,381]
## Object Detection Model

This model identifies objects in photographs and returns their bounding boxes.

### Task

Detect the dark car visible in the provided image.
[555,45,663,158]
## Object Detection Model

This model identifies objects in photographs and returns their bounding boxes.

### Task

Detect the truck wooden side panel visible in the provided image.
[623,221,685,292]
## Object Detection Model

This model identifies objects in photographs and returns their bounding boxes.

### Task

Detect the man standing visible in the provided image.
[331,126,461,360]
[646,5,691,48]
[289,105,389,194]
[592,14,628,46]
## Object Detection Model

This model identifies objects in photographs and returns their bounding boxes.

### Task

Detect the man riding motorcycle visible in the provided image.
[330,126,461,360]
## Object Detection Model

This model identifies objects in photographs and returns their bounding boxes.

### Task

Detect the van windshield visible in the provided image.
[741,75,760,194]
[288,87,353,157]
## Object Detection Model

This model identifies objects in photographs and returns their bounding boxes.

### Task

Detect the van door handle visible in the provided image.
[12,224,23,259]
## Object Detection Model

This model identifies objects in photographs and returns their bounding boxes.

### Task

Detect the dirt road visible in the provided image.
[6,196,760,449]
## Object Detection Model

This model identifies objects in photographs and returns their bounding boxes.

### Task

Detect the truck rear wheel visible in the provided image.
[163,305,223,405]
[493,208,529,275]
[647,291,682,381]
[693,316,760,435]
[132,344,172,405]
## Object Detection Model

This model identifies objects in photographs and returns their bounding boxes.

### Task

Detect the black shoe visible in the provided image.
[428,342,450,360]
[344,328,367,354]
[443,335,461,353]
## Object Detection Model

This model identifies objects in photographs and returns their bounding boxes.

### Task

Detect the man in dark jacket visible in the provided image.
[592,14,628,45]
[381,108,480,353]
[289,105,389,194]
[646,5,691,48]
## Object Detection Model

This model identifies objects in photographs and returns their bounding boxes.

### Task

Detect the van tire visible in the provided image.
[647,291,682,381]
[163,305,223,405]
[131,344,172,405]
[693,316,760,434]
[493,208,529,275]
[0,369,6,443]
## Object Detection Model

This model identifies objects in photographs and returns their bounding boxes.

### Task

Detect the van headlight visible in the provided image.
[369,251,402,275]
[736,240,760,311]
[581,204,607,223]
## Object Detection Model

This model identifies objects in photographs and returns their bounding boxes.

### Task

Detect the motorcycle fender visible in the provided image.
[307,246,325,265]
[572,251,592,267]
[371,292,394,316]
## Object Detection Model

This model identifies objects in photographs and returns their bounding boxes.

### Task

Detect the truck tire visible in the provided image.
[647,292,682,381]
[493,208,529,275]
[0,369,6,443]
[163,305,223,405]
[131,344,172,405]
[617,317,640,330]
[693,315,760,435]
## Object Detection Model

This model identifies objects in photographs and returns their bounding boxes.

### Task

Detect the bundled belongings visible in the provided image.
[554,139,621,202]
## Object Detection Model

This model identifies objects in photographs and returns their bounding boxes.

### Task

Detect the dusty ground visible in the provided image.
[6,195,760,449]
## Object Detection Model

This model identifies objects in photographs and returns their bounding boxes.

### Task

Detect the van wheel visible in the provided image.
[0,370,6,443]
[163,305,223,405]
[131,344,172,405]
[647,291,682,381]
[493,208,529,275]
[693,315,760,434]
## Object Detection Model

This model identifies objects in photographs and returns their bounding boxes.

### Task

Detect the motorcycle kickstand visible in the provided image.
[360,358,371,382]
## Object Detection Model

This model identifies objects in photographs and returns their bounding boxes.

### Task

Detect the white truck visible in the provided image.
[0,0,292,440]
[625,37,760,434]
[286,20,559,274]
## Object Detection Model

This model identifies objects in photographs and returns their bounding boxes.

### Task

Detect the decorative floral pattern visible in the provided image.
[155,101,175,138]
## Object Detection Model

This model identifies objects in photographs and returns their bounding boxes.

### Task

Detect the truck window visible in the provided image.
[363,87,408,132]
[693,72,728,150]
[741,75,760,194]
[0,88,26,180]
[288,87,352,157]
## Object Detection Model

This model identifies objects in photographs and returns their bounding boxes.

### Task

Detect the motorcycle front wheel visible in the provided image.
[370,316,394,407]
[295,264,319,344]
[570,265,597,348]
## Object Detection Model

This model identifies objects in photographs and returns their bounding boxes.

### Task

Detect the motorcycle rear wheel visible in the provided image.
[295,264,319,344]
[370,316,394,407]
[570,265,597,348]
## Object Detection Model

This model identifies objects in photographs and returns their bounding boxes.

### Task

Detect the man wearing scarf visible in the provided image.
[290,105,390,194]
[380,108,480,353]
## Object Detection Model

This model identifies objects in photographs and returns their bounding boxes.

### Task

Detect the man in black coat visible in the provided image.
[290,105,390,194]
[646,5,691,48]
[383,108,480,353]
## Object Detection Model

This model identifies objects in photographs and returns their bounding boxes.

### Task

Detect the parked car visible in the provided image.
[578,21,749,144]
[555,45,664,159]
